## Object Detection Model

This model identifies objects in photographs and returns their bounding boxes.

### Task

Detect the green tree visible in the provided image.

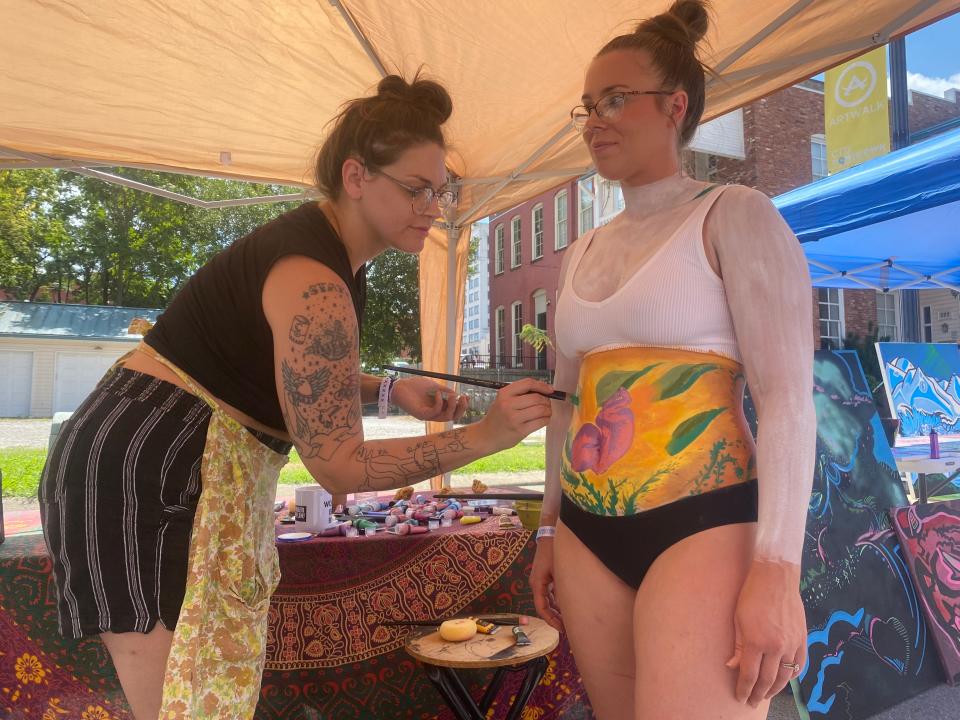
[361,249,421,369]
[2,168,426,371]
[0,170,69,300]
[56,169,299,306]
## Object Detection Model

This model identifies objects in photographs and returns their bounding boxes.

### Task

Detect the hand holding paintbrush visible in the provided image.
[386,365,570,403]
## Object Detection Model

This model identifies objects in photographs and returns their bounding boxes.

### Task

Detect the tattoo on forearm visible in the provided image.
[353,429,471,490]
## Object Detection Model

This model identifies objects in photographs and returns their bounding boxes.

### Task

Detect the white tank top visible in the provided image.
[555,185,741,363]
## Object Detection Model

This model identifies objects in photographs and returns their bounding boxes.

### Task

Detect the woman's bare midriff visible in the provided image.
[120,348,292,443]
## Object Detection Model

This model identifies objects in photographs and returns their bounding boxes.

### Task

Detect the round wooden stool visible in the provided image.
[404,614,559,720]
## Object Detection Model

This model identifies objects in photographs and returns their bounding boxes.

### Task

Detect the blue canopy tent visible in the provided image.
[774,127,960,292]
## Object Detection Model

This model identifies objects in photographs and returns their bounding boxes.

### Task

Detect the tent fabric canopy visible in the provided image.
[3,0,957,225]
[776,128,960,291]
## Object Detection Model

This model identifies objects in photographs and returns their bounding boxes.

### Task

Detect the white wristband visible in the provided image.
[377,376,393,419]
[535,526,556,541]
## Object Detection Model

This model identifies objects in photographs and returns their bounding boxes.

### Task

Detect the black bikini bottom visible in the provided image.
[559,479,758,590]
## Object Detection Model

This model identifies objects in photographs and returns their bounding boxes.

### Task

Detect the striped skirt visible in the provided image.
[39,367,213,639]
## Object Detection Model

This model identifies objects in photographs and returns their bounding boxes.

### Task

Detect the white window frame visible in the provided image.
[531,204,544,260]
[578,178,595,236]
[554,190,569,249]
[811,134,827,181]
[510,216,522,268]
[511,301,523,368]
[818,288,844,349]
[876,291,899,341]
[495,306,506,365]
[494,224,504,275]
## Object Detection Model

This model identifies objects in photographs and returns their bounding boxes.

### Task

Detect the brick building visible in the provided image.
[487,79,960,371]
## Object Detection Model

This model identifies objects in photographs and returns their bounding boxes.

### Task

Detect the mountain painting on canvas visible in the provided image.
[876,343,960,440]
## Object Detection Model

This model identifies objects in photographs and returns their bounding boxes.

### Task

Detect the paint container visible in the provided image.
[295,486,333,533]
[441,516,453,528]
[428,519,440,531]
[344,526,359,538]
[930,429,941,459]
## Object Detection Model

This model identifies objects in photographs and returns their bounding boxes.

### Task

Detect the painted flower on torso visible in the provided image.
[570,387,634,474]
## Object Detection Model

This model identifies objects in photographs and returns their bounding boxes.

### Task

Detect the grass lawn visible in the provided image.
[1,447,47,498]
[0,443,547,498]
[276,443,546,486]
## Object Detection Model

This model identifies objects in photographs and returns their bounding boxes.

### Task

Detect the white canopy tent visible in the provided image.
[2,1,957,444]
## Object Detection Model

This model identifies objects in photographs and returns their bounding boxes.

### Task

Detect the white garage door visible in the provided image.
[54,351,125,413]
[0,350,33,417]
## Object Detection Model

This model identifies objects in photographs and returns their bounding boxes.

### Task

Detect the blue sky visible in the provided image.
[904,12,960,97]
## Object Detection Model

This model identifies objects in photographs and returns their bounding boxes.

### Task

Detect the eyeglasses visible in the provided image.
[570,89,675,133]
[376,170,456,214]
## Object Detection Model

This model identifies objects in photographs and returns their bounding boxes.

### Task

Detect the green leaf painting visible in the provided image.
[594,364,661,406]
[653,363,719,401]
[666,407,726,455]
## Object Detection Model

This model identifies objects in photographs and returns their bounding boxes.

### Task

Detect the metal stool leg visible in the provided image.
[478,667,508,714]
[505,656,549,720]
[424,665,485,720]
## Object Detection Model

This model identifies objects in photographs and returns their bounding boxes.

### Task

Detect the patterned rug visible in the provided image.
[0,535,131,719]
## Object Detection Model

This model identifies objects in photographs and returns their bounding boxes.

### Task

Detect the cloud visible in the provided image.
[907,71,960,98]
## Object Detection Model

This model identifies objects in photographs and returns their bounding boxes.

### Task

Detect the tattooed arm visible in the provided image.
[262,256,553,494]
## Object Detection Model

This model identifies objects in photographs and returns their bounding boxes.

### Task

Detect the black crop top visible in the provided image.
[145,202,366,431]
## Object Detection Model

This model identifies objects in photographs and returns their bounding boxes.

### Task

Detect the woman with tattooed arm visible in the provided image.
[38,74,552,720]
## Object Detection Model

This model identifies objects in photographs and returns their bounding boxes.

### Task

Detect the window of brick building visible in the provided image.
[511,216,522,268]
[818,288,844,349]
[876,292,898,341]
[692,152,719,182]
[923,305,933,343]
[511,302,523,368]
[532,204,544,260]
[555,190,569,249]
[495,306,505,366]
[578,179,595,236]
[494,225,504,274]
[811,135,827,180]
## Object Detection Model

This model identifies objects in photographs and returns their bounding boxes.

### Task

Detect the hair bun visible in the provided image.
[376,73,453,124]
[665,0,709,44]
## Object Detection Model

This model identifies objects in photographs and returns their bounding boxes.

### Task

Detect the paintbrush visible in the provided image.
[381,615,530,627]
[384,365,569,402]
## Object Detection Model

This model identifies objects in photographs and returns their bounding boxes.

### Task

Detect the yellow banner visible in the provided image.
[824,47,890,174]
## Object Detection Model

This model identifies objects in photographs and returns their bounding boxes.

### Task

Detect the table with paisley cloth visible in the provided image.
[1,517,594,719]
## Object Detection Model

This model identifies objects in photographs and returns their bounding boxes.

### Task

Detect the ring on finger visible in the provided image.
[780,661,801,675]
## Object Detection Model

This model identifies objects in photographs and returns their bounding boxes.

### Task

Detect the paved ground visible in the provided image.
[0,415,546,449]
[0,418,54,448]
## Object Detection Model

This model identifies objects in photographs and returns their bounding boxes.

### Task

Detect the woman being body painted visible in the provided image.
[529,2,815,718]
[39,74,552,720]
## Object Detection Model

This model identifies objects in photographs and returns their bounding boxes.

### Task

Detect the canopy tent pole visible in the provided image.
[327,0,389,77]
[709,0,814,77]
[441,204,462,489]
[455,124,579,227]
[0,146,315,207]
[720,0,940,86]
[459,166,593,186]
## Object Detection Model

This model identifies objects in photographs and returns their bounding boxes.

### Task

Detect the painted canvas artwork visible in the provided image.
[876,342,960,440]
[891,500,960,685]
[780,351,942,718]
